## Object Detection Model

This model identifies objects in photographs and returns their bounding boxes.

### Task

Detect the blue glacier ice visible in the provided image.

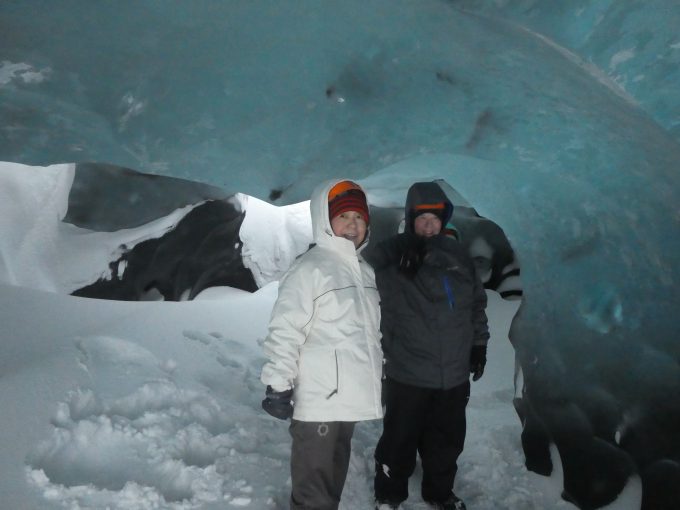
[1,1,679,508]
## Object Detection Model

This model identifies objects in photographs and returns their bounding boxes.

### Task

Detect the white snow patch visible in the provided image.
[238,193,312,287]
[0,60,51,85]
[609,49,636,70]
[0,161,202,293]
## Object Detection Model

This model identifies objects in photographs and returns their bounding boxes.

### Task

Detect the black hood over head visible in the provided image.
[404,182,454,234]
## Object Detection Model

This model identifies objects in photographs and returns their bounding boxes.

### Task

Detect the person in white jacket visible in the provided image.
[260,179,383,510]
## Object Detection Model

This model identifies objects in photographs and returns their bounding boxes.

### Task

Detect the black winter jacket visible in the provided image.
[367,183,490,389]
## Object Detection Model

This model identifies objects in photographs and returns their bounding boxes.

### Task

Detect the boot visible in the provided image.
[425,492,466,510]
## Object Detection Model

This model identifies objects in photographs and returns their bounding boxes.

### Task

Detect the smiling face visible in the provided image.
[414,212,442,237]
[330,210,367,248]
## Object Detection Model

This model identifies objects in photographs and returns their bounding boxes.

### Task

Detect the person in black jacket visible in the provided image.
[367,182,490,510]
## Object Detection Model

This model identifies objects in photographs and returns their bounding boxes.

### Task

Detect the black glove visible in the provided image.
[262,385,294,420]
[470,345,487,381]
[398,235,426,278]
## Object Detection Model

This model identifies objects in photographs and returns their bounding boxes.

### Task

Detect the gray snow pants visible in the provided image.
[289,420,356,510]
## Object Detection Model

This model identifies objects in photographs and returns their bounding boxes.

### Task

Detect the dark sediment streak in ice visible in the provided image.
[72,200,257,301]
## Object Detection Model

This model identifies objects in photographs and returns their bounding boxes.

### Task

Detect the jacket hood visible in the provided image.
[310,178,370,253]
[404,182,453,235]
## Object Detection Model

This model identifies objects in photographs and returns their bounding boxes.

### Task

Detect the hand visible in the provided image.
[398,235,426,278]
[262,385,294,420]
[470,345,487,381]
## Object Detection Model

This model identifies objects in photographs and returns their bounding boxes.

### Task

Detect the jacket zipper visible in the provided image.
[326,350,339,399]
[442,277,455,387]
[443,276,455,309]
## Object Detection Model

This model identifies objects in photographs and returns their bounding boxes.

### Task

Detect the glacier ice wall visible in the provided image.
[453,0,680,140]
[1,1,679,508]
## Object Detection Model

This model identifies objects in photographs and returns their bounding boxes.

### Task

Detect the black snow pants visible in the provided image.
[374,377,470,505]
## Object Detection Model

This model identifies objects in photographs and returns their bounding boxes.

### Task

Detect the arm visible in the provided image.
[364,235,402,271]
[471,265,490,346]
[260,261,315,392]
[469,261,490,381]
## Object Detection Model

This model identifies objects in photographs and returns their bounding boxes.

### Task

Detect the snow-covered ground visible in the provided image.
[4,278,579,510]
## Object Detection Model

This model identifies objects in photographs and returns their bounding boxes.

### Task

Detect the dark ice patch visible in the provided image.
[66,162,229,231]
[72,200,257,301]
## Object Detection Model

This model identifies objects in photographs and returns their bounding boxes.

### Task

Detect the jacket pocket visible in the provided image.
[297,348,339,400]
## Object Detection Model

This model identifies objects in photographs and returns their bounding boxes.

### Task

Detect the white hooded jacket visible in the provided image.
[260,179,383,422]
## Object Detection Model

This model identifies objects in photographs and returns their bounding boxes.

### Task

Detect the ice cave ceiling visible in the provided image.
[2,0,678,339]
[1,1,680,509]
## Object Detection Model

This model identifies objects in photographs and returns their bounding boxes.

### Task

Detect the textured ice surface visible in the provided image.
[454,0,680,139]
